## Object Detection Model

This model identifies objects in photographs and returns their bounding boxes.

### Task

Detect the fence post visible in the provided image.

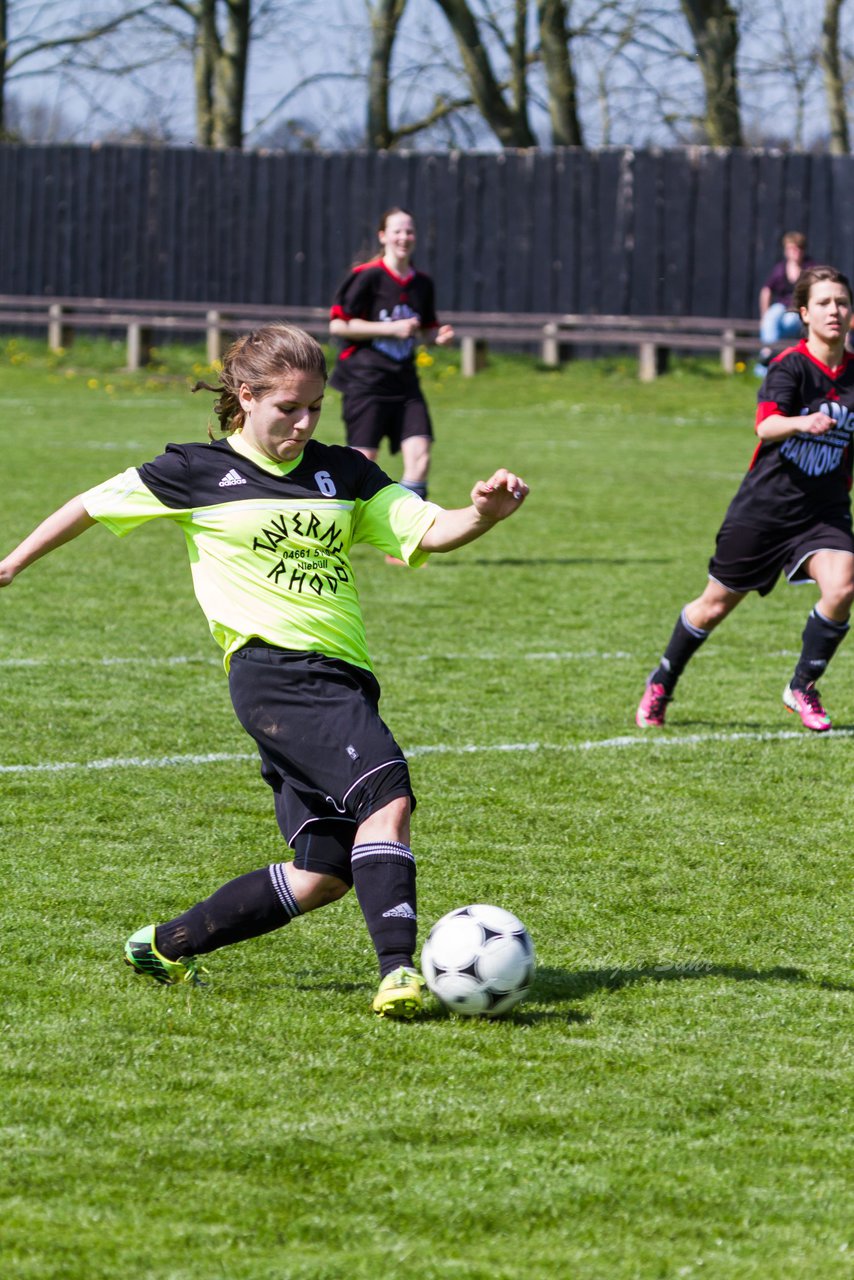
[126,322,152,371]
[541,323,560,368]
[48,303,71,351]
[461,335,488,376]
[206,311,222,365]
[638,341,658,382]
[720,327,736,374]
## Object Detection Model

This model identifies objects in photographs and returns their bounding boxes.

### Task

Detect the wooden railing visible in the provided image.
[0,295,767,382]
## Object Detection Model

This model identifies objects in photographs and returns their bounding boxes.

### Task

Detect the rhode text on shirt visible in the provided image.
[252,511,349,596]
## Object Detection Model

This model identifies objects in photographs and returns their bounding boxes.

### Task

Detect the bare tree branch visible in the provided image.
[430,0,537,147]
[1,1,150,136]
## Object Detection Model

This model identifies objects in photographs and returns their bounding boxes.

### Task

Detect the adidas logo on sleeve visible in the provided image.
[218,468,247,488]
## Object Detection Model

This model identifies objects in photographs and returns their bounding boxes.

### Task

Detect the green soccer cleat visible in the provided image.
[372,966,426,1019]
[123,924,208,987]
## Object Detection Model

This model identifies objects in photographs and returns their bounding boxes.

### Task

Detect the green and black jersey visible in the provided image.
[81,431,440,671]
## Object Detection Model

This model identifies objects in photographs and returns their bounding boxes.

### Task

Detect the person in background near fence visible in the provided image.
[0,324,528,1018]
[329,208,454,562]
[637,264,854,734]
[754,231,813,376]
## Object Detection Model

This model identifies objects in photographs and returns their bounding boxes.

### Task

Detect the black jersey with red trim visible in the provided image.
[727,341,854,528]
[329,260,438,395]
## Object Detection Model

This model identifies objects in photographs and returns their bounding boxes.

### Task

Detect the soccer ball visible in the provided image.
[420,904,536,1017]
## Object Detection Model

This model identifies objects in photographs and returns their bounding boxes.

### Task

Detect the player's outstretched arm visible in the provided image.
[330,315,421,341]
[418,469,529,553]
[0,497,96,587]
[756,410,836,442]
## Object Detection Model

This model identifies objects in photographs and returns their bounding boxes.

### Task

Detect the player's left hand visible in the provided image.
[471,470,529,521]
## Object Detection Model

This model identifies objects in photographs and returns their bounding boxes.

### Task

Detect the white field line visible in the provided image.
[4,650,836,667]
[0,651,636,669]
[2,728,852,776]
[0,656,220,668]
[410,651,636,661]
[406,729,854,755]
[0,752,257,775]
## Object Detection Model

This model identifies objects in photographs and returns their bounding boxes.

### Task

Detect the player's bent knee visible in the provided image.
[308,875,350,908]
[705,592,744,627]
[354,794,412,844]
[821,581,854,615]
[316,875,350,904]
[350,762,413,830]
[287,865,351,910]
[691,601,728,630]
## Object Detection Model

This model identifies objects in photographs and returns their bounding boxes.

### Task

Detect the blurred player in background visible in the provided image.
[0,324,528,1018]
[329,208,454,521]
[754,231,812,376]
[637,265,854,733]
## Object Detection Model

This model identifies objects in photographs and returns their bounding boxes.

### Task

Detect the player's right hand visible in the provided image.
[393,316,421,339]
[802,411,836,436]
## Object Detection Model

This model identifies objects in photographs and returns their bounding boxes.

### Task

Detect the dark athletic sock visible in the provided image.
[400,480,428,501]
[351,840,417,977]
[155,864,301,959]
[652,608,710,695]
[791,608,849,689]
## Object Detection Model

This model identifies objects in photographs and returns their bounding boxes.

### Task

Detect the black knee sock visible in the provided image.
[155,864,301,959]
[652,608,710,694]
[792,608,850,689]
[351,840,417,977]
[400,480,428,501]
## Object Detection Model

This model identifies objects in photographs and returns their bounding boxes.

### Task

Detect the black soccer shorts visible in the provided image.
[228,644,415,883]
[342,391,433,455]
[708,515,854,596]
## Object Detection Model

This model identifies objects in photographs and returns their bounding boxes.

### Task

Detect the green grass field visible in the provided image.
[1,337,851,1280]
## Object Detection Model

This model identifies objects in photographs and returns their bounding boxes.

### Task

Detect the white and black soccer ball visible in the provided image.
[420,904,536,1017]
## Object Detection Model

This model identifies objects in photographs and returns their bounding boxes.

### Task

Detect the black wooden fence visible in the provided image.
[2,144,853,317]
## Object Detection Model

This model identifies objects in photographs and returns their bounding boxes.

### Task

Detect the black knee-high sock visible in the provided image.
[400,480,428,501]
[792,608,850,689]
[652,608,710,694]
[155,864,301,959]
[351,840,417,977]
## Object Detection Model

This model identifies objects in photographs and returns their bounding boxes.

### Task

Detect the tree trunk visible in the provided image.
[821,0,850,155]
[679,0,743,147]
[0,0,7,138]
[367,0,407,149]
[212,0,249,148]
[510,0,527,135]
[537,0,583,146]
[432,0,537,147]
[194,0,216,147]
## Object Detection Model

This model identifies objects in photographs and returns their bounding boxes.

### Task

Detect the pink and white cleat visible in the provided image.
[782,683,832,732]
[636,680,671,728]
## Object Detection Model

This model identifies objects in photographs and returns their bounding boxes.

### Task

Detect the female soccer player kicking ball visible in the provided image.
[637,265,854,733]
[0,324,528,1019]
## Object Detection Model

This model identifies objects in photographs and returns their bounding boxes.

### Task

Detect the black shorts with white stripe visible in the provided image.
[228,643,415,879]
[709,514,854,596]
